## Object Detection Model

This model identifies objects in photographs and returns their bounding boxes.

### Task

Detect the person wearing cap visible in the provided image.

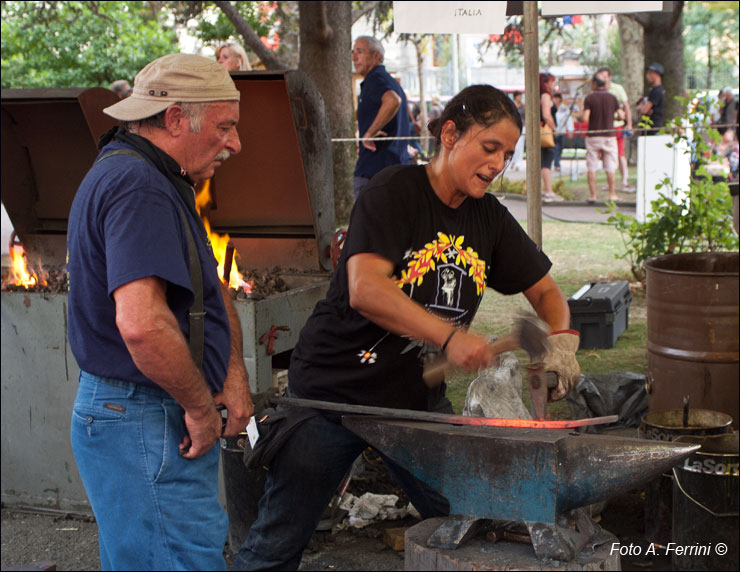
[67,53,253,571]
[636,62,665,133]
[717,87,738,137]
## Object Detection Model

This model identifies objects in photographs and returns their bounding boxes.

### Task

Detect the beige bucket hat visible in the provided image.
[104,53,240,121]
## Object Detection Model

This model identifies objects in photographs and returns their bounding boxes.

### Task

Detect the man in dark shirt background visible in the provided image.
[637,62,665,133]
[580,74,623,202]
[717,87,738,137]
[351,35,412,199]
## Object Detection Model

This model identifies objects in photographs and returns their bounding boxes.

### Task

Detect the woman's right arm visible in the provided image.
[346,253,494,371]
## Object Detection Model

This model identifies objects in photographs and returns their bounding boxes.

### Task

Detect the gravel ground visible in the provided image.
[1,509,100,571]
[1,493,672,572]
[0,507,411,571]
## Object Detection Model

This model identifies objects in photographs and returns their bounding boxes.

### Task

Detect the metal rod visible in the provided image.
[270,396,617,429]
[223,241,235,283]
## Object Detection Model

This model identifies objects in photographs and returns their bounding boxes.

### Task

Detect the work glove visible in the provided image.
[542,331,581,401]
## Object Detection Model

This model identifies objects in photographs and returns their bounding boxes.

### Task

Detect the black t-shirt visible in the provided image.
[648,85,665,128]
[718,98,738,135]
[289,165,552,410]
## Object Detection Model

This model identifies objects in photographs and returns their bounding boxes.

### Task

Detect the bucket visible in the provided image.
[638,409,733,547]
[220,435,267,554]
[644,252,739,428]
[672,433,739,571]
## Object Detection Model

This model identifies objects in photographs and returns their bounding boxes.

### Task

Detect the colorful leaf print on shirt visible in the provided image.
[396,233,487,296]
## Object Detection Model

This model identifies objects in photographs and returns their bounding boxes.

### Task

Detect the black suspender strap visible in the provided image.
[95,149,205,369]
[174,200,205,369]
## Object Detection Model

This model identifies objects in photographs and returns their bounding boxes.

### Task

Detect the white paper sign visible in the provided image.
[393,1,507,35]
[541,1,664,16]
[246,416,260,449]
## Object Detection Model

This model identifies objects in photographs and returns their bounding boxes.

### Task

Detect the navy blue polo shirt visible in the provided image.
[355,65,412,178]
[67,141,231,393]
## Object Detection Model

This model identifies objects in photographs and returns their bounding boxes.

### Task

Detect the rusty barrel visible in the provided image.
[645,252,739,426]
[672,433,739,570]
[639,409,733,548]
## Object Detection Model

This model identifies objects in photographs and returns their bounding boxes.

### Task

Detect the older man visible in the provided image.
[351,35,412,198]
[67,53,253,571]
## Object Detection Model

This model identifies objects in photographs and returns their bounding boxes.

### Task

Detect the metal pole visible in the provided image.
[452,34,460,94]
[523,1,542,247]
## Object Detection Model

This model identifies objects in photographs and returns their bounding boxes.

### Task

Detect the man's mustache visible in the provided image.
[215,150,231,161]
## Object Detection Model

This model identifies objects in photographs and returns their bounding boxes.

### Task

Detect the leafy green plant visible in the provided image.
[604,97,738,282]
[552,179,574,201]
[1,1,177,89]
[489,177,525,195]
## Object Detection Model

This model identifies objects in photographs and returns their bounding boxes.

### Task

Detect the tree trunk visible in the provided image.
[705,37,712,90]
[299,1,355,224]
[414,38,429,155]
[639,2,685,124]
[617,15,644,123]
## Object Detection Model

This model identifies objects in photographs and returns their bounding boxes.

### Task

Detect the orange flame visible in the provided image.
[195,180,252,294]
[7,246,47,289]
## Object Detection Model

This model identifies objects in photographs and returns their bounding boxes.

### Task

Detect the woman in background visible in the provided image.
[216,42,252,71]
[540,72,563,202]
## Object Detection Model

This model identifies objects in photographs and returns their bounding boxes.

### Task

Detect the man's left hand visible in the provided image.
[543,331,581,401]
[361,130,387,151]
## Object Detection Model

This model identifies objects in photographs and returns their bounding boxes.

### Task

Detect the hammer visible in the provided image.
[422,314,551,389]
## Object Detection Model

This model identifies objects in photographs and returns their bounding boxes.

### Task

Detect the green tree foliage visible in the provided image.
[567,17,622,81]
[477,15,566,69]
[683,1,739,90]
[1,1,178,89]
[169,1,286,64]
[172,1,273,44]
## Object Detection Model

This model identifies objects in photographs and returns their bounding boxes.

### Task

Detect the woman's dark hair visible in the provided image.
[539,72,555,95]
[427,84,522,150]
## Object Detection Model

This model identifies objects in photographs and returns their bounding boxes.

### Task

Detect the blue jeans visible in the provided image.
[234,413,450,571]
[70,371,227,571]
[553,134,565,168]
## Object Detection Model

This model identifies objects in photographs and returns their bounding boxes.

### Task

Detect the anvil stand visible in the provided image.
[424,508,617,562]
[405,516,621,571]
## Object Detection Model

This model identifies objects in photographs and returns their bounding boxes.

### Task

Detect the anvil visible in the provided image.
[342,416,700,560]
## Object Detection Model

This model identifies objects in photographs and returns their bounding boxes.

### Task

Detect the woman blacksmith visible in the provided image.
[235,84,581,571]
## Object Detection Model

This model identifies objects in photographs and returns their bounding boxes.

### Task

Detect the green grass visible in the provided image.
[446,220,647,418]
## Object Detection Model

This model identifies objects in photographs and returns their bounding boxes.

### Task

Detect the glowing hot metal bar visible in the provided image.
[270,396,617,429]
